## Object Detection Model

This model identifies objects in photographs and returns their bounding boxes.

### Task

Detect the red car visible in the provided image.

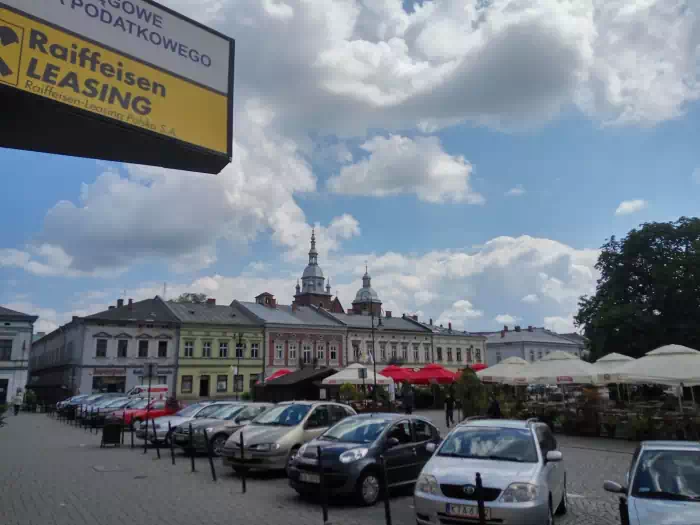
[114,398,182,426]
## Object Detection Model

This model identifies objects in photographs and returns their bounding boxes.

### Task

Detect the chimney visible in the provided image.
[503,325,508,332]
[117,299,124,308]
[515,325,521,332]
[108,306,115,310]
[128,299,133,309]
[429,318,433,325]
[528,325,533,332]
[448,322,452,332]
[386,311,392,318]
[412,315,418,321]
[206,298,216,306]
[501,330,505,338]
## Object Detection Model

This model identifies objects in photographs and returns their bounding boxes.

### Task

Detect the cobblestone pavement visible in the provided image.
[0,413,632,525]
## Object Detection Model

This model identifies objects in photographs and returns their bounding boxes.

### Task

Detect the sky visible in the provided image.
[1,0,699,335]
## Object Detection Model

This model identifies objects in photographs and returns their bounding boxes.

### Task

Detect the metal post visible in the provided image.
[371,300,378,412]
[144,364,153,453]
[168,422,175,465]
[236,333,242,401]
[130,421,134,449]
[240,431,247,494]
[152,419,161,459]
[318,446,328,524]
[203,429,217,481]
[379,455,392,525]
[189,422,195,472]
[475,472,486,525]
[121,413,125,445]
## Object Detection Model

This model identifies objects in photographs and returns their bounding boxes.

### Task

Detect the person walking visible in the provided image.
[402,382,414,415]
[487,394,501,419]
[13,390,23,416]
[445,393,455,428]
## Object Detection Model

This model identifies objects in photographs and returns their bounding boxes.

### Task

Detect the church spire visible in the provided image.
[308,228,318,265]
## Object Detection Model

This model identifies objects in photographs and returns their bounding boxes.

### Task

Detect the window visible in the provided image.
[414,419,435,442]
[537,350,543,360]
[401,344,408,361]
[436,347,443,362]
[456,349,462,362]
[202,341,211,358]
[235,343,245,359]
[388,421,413,445]
[138,340,149,358]
[117,340,128,358]
[496,352,502,363]
[275,342,284,361]
[181,375,193,393]
[447,348,453,362]
[96,339,108,358]
[158,340,168,358]
[288,343,297,361]
[379,343,387,362]
[184,341,194,357]
[365,343,373,362]
[219,341,228,358]
[139,375,166,385]
[234,374,244,393]
[302,344,312,364]
[0,339,11,361]
[152,401,166,410]
[330,345,338,362]
[391,344,398,360]
[529,350,535,362]
[317,344,325,361]
[475,348,482,362]
[217,375,228,393]
[466,348,473,363]
[248,374,259,392]
[352,343,360,361]
[306,406,330,429]
[413,344,419,362]
[424,345,431,362]
[330,405,351,424]
[535,425,557,455]
[250,343,259,359]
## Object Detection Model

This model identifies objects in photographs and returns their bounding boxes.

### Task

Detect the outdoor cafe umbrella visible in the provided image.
[256,369,292,384]
[527,351,599,385]
[410,364,458,385]
[593,353,636,402]
[614,345,700,387]
[321,363,394,386]
[477,357,529,385]
[379,365,416,383]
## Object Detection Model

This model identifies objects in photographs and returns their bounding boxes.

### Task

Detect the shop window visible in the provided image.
[234,374,244,393]
[217,375,228,393]
[181,375,193,393]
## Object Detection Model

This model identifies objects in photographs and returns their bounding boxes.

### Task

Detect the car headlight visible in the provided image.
[205,427,215,434]
[415,474,440,495]
[252,443,281,452]
[499,483,538,503]
[339,448,369,464]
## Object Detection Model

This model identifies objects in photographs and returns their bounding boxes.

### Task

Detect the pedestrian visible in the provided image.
[402,382,414,415]
[13,390,23,416]
[445,393,455,428]
[487,394,501,419]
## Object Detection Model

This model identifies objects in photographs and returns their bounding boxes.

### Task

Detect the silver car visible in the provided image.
[221,401,356,473]
[137,401,232,444]
[414,418,567,525]
[604,441,700,525]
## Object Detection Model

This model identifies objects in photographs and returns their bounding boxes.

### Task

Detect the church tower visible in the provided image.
[293,229,334,309]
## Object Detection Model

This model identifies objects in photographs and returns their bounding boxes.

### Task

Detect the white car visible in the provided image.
[136,401,236,443]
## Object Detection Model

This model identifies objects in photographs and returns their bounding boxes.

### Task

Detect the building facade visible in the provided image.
[0,306,37,404]
[482,325,585,365]
[167,300,264,401]
[406,318,488,371]
[29,297,179,402]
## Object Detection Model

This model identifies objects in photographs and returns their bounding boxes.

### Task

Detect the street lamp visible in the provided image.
[235,333,244,401]
[369,298,383,411]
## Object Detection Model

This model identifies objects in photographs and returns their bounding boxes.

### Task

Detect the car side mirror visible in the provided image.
[426,442,437,453]
[386,437,400,449]
[603,480,626,494]
[545,450,563,462]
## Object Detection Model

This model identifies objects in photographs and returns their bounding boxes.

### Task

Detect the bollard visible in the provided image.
[240,432,246,494]
[203,429,217,482]
[168,422,176,465]
[318,446,328,524]
[475,472,486,525]
[143,419,149,455]
[121,416,125,445]
[130,421,134,449]
[152,419,161,460]
[189,422,196,473]
[379,455,392,525]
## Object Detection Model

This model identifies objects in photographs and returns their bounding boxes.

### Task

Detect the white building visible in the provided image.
[0,306,37,404]
[482,325,585,365]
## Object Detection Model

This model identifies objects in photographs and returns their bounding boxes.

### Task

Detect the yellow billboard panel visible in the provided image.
[0,8,228,155]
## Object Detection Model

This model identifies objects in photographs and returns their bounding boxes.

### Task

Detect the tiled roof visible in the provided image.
[410,319,486,339]
[326,312,430,332]
[166,302,260,325]
[0,305,38,322]
[85,297,180,323]
[236,302,344,327]
[265,366,338,386]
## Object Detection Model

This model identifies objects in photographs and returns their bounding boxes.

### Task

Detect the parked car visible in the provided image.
[177,402,274,456]
[107,398,182,427]
[79,396,129,420]
[289,413,441,505]
[604,441,700,525]
[88,397,142,426]
[221,401,356,473]
[414,418,567,525]
[57,394,89,410]
[75,393,123,419]
[126,384,169,399]
[139,401,234,444]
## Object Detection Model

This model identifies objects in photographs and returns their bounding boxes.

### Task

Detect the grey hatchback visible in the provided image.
[414,418,567,525]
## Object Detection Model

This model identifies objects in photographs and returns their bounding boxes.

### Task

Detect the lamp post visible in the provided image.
[235,333,243,400]
[369,298,383,411]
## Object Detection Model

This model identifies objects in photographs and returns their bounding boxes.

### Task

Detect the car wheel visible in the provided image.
[555,475,568,515]
[211,434,227,456]
[285,446,300,476]
[356,470,381,506]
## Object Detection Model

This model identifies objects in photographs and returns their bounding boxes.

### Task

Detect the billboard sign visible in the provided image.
[0,0,233,170]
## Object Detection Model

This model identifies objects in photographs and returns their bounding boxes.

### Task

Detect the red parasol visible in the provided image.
[256,369,292,384]
[469,363,488,372]
[379,365,417,383]
[411,364,458,385]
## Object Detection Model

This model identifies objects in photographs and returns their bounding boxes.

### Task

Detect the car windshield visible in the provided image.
[128,399,150,410]
[322,417,391,443]
[210,405,246,420]
[175,404,208,417]
[631,449,700,501]
[195,404,233,418]
[104,398,132,409]
[252,404,311,426]
[437,427,538,463]
[83,395,103,403]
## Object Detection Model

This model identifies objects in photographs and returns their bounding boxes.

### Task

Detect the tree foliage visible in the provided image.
[575,217,700,360]
[170,293,208,304]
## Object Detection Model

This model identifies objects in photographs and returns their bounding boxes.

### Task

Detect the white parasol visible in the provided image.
[477,357,530,385]
[321,363,394,386]
[527,351,599,385]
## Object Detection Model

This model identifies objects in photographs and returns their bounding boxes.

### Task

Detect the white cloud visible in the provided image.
[544,315,577,333]
[521,294,540,304]
[494,314,519,325]
[437,300,484,329]
[615,199,648,216]
[505,185,526,197]
[327,135,483,203]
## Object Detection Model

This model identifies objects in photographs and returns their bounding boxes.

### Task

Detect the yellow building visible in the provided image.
[167,300,264,400]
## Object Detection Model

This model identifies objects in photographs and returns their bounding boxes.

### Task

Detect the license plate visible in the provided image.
[446,504,490,520]
[299,472,320,484]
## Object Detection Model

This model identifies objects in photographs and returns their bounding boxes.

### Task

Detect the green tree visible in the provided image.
[170,293,208,304]
[575,217,700,360]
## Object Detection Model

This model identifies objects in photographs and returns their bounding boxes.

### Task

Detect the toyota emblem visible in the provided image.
[463,485,476,495]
